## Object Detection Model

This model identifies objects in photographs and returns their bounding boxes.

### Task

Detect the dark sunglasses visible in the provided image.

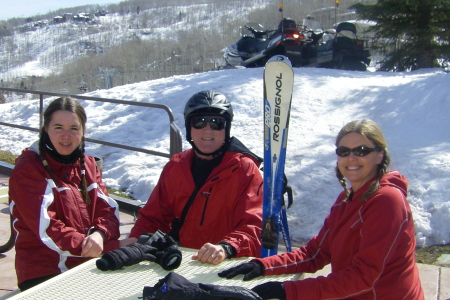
[190,116,227,131]
[335,146,380,157]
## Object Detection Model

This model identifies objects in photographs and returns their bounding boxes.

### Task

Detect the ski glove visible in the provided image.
[143,272,262,300]
[137,230,183,270]
[96,243,158,271]
[218,261,264,281]
[252,281,286,300]
[97,231,182,271]
[138,230,177,252]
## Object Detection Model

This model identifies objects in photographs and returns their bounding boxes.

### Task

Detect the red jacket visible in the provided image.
[130,138,263,257]
[254,171,424,299]
[9,142,120,285]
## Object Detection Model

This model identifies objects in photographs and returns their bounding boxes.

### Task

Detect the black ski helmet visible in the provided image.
[184,90,234,144]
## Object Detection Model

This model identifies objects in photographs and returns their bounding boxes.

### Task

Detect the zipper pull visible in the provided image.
[200,191,210,197]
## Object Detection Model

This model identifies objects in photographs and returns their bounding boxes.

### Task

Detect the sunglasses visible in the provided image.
[190,116,227,131]
[335,146,380,157]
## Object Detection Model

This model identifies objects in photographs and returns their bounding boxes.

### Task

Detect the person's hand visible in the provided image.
[218,261,264,281]
[192,243,226,265]
[119,237,138,248]
[252,281,286,300]
[81,230,105,257]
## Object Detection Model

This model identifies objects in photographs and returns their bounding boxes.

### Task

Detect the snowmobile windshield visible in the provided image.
[241,22,266,36]
[303,18,322,32]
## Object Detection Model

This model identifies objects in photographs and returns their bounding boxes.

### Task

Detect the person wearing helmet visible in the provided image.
[123,90,263,264]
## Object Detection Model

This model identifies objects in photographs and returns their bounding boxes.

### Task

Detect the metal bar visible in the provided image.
[0,88,183,158]
[0,122,39,132]
[0,215,15,254]
[39,94,44,130]
[0,87,176,122]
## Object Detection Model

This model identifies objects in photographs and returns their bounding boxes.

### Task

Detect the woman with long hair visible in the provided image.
[219,119,424,299]
[9,97,121,291]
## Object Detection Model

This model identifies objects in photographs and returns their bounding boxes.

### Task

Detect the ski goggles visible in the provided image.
[190,116,227,131]
[335,146,380,157]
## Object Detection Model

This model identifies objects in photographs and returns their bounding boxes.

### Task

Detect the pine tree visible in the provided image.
[350,0,450,71]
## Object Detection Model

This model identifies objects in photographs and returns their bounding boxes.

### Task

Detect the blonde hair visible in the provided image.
[335,119,391,201]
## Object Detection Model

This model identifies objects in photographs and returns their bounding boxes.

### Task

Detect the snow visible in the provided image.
[0,66,449,248]
[0,0,123,21]
[0,3,264,82]
[3,61,53,78]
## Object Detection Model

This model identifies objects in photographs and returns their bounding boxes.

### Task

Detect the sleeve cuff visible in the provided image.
[218,241,237,259]
[87,226,107,240]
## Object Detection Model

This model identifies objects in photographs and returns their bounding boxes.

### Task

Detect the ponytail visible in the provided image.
[79,136,91,205]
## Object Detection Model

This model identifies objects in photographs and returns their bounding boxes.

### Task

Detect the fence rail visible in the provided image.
[0,87,183,158]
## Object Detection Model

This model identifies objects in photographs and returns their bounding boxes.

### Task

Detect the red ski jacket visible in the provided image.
[130,137,263,258]
[9,142,120,285]
[253,171,424,299]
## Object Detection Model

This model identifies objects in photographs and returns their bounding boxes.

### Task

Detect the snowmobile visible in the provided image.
[223,18,305,68]
[300,21,371,71]
[223,18,371,71]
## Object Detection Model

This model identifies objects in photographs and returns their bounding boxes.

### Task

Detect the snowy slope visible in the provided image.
[0,67,449,247]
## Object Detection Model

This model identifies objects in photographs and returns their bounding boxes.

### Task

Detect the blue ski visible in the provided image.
[261,55,294,258]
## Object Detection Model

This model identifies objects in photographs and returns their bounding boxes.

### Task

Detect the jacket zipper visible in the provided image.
[199,187,212,226]
[198,161,239,226]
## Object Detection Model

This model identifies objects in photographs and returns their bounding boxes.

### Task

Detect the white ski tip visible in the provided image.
[266,55,292,67]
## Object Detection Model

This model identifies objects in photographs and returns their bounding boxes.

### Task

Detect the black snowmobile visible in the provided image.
[223,18,304,68]
[300,21,371,71]
[223,19,371,71]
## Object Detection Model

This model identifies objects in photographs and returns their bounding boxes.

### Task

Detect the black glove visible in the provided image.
[218,261,264,281]
[138,230,178,251]
[252,281,286,300]
[143,272,262,300]
[96,243,157,271]
[137,230,182,271]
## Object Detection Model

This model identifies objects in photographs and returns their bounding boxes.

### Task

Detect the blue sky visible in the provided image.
[0,0,123,21]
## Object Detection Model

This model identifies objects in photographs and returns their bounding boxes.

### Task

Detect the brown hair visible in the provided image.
[38,97,91,205]
[334,119,391,201]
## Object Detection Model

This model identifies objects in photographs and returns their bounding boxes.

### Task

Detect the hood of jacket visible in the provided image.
[347,170,408,202]
[28,140,40,155]
[378,170,408,196]
[226,136,263,166]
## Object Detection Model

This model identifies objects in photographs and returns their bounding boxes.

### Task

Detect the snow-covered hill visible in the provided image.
[1,66,449,247]
[0,1,266,80]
